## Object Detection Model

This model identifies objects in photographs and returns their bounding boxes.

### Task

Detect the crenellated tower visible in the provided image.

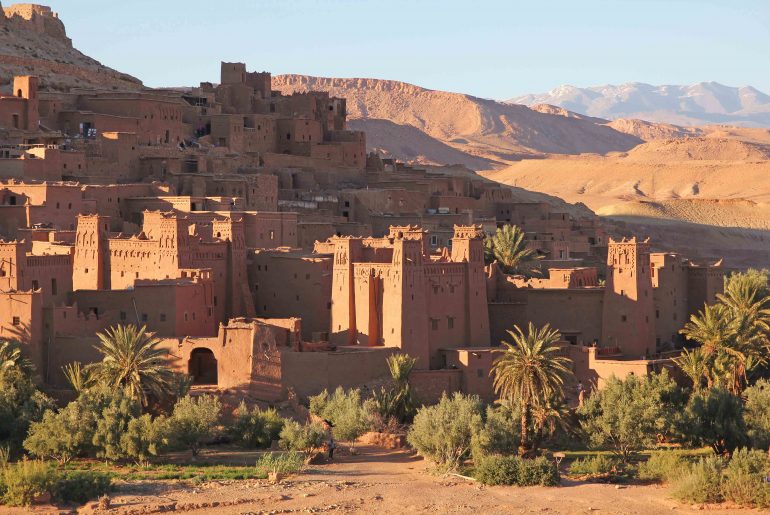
[451,225,491,346]
[73,214,110,290]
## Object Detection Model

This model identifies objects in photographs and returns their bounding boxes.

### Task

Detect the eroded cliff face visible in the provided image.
[0,3,142,91]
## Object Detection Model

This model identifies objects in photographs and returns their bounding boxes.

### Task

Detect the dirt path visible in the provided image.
[12,446,755,514]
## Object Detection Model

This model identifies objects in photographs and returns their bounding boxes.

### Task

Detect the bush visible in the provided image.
[578,371,684,461]
[407,392,483,471]
[52,471,112,504]
[120,414,169,464]
[721,448,770,508]
[229,402,285,449]
[24,406,89,465]
[92,388,140,461]
[637,451,688,482]
[679,388,747,455]
[255,451,305,475]
[471,404,519,461]
[0,356,54,456]
[671,456,725,504]
[568,455,620,476]
[474,455,558,486]
[309,388,369,446]
[744,379,770,450]
[166,395,221,456]
[0,459,56,506]
[278,421,327,457]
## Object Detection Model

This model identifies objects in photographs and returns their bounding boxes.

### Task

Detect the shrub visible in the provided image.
[310,388,369,447]
[474,455,558,486]
[637,451,687,482]
[679,387,747,455]
[24,407,89,465]
[120,414,169,464]
[52,471,112,504]
[406,392,483,471]
[474,455,520,485]
[721,448,770,508]
[255,451,305,475]
[166,395,221,456]
[578,371,684,461]
[671,456,725,504]
[0,459,56,506]
[471,404,519,461]
[744,379,770,451]
[0,354,54,456]
[568,455,620,476]
[229,402,285,449]
[92,388,141,461]
[278,421,327,457]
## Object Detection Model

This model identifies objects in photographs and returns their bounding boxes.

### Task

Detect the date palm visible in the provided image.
[89,324,174,406]
[672,347,709,391]
[484,225,542,275]
[491,323,572,456]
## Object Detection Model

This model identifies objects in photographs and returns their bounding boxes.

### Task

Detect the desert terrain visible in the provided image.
[8,446,753,515]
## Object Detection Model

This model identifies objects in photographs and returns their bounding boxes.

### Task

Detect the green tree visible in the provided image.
[0,341,53,456]
[228,401,285,449]
[120,414,169,465]
[672,347,709,391]
[484,225,542,275]
[490,323,572,456]
[680,387,747,456]
[92,388,140,461]
[88,324,175,406]
[310,387,369,450]
[166,395,221,456]
[278,420,327,458]
[744,379,770,450]
[406,392,483,471]
[370,353,418,424]
[578,370,684,462]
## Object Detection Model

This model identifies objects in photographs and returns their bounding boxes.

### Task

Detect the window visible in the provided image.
[31,280,39,290]
[141,313,148,322]
[213,296,218,306]
[12,316,20,326]
[430,235,438,246]
[120,311,127,321]
[51,278,57,295]
[269,230,275,240]
[448,317,455,329]
[621,315,627,322]
[431,319,439,330]
[656,310,660,319]
[160,313,167,322]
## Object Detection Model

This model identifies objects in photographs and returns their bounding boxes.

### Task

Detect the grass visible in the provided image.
[61,460,269,482]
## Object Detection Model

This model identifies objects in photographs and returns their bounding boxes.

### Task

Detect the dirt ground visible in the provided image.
[11,446,759,515]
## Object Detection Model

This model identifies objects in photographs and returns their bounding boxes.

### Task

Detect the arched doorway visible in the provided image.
[188,348,218,385]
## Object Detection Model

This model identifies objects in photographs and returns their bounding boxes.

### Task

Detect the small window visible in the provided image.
[120,311,127,321]
[12,316,20,326]
[476,369,484,378]
[141,313,148,322]
[621,315,627,322]
[31,280,39,290]
[160,313,167,322]
[431,319,439,330]
[448,317,455,329]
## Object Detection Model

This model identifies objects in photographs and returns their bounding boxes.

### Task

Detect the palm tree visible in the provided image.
[89,324,174,406]
[672,347,709,391]
[490,323,572,456]
[484,225,542,275]
[0,340,33,375]
[62,361,93,394]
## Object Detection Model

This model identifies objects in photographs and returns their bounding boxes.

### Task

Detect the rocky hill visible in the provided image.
[509,82,770,127]
[0,3,142,92]
[272,75,643,169]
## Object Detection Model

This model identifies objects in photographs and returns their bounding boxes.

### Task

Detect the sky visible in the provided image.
[41,0,770,99]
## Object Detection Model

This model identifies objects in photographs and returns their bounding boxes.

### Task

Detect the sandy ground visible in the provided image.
[11,446,758,515]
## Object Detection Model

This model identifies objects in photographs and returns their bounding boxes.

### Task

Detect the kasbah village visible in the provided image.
[0,3,769,515]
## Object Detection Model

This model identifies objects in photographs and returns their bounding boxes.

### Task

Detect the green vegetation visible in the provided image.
[166,395,221,456]
[0,460,111,507]
[254,451,305,476]
[578,370,684,461]
[568,455,621,476]
[483,224,543,275]
[278,421,327,458]
[310,387,369,448]
[228,401,285,449]
[491,323,572,456]
[473,455,558,486]
[407,392,483,471]
[369,353,418,425]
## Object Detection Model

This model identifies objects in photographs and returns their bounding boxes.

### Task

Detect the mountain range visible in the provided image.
[509,82,770,127]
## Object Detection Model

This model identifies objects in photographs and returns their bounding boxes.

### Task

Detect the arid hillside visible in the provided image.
[481,134,770,267]
[273,75,643,168]
[0,3,142,92]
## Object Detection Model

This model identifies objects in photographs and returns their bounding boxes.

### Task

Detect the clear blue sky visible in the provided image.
[42,0,770,99]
